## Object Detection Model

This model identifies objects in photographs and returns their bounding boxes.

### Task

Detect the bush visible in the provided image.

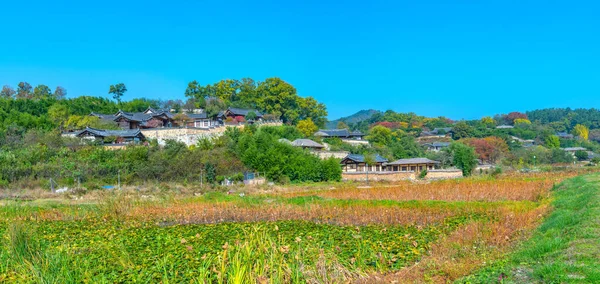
[418,169,428,179]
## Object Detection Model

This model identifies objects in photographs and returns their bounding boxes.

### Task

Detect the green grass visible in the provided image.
[460,174,600,283]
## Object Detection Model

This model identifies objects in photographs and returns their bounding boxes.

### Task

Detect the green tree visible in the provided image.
[296,118,318,137]
[545,135,560,148]
[447,142,478,176]
[109,83,127,103]
[32,84,52,100]
[367,125,392,145]
[451,121,474,140]
[246,111,258,121]
[575,150,589,161]
[205,162,216,184]
[184,80,206,107]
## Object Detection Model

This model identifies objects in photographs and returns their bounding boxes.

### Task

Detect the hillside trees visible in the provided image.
[184,77,327,126]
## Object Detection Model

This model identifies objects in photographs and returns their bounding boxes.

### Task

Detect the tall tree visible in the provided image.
[108,83,127,103]
[16,82,33,99]
[32,84,52,100]
[0,85,16,99]
[446,142,478,176]
[184,80,206,107]
[54,86,67,100]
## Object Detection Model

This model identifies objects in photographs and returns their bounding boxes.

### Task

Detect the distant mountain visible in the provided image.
[326,109,381,129]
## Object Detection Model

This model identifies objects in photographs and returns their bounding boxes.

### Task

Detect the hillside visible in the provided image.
[326,109,380,129]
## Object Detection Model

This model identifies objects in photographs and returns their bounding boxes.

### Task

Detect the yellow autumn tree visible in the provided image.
[296,118,318,137]
[572,124,589,140]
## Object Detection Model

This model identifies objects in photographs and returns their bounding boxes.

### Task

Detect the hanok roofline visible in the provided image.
[561,147,587,152]
[496,125,514,129]
[290,139,325,149]
[314,129,365,139]
[557,132,574,139]
[423,142,450,147]
[74,126,145,141]
[217,107,264,120]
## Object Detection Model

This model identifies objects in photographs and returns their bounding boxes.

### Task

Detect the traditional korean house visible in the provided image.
[290,139,325,150]
[314,129,365,140]
[91,107,176,129]
[74,127,145,143]
[423,142,450,152]
[340,154,388,172]
[217,107,263,122]
[383,158,440,173]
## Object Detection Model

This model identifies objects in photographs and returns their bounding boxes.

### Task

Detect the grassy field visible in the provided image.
[0,172,597,283]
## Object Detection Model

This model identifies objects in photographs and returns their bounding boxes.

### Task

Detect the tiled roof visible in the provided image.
[385,158,440,165]
[227,107,263,117]
[424,142,450,147]
[187,113,208,119]
[291,139,325,148]
[562,147,587,151]
[315,129,364,137]
[342,154,388,163]
[75,127,143,138]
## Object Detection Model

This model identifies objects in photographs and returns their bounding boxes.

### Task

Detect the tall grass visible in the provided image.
[2,222,80,283]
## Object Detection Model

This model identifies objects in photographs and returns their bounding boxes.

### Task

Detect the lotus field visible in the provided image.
[0,172,584,283]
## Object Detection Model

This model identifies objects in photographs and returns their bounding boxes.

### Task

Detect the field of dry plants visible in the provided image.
[0,170,593,283]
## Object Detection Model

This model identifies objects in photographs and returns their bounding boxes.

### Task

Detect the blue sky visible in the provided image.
[1,0,599,120]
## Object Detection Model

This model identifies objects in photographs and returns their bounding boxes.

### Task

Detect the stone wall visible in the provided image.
[426,169,463,180]
[342,169,463,181]
[141,120,283,146]
[342,171,415,181]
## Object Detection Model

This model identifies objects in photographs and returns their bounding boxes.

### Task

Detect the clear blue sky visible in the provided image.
[1,1,599,120]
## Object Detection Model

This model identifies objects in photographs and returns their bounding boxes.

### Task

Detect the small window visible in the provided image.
[419,166,423,171]
[401,166,407,172]
[411,166,416,171]
[429,166,433,170]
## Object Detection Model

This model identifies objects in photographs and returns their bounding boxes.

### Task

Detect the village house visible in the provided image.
[510,136,535,147]
[383,158,440,173]
[74,127,145,143]
[340,154,388,172]
[420,127,453,138]
[423,142,450,152]
[557,132,574,139]
[561,147,588,156]
[217,107,263,123]
[314,129,367,145]
[186,113,219,128]
[290,139,325,150]
[90,107,176,129]
[496,125,514,129]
